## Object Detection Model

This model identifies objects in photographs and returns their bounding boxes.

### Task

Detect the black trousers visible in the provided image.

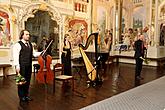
[135,58,143,77]
[18,64,32,99]
[98,53,109,71]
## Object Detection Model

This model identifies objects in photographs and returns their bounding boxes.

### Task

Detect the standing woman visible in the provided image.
[13,30,33,102]
[61,34,72,76]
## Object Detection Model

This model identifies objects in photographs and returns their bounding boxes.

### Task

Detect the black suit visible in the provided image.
[134,39,145,78]
[18,41,33,99]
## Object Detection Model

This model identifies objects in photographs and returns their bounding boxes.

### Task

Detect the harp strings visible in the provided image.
[79,33,99,81]
[79,47,96,81]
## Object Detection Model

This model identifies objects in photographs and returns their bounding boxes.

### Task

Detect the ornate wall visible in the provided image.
[0,0,165,69]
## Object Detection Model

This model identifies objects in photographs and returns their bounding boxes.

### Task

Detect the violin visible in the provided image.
[36,40,54,84]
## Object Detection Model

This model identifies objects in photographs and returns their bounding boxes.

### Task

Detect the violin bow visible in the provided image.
[41,40,53,56]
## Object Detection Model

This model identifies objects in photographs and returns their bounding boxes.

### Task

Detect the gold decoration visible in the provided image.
[39,3,47,11]
[11,15,16,23]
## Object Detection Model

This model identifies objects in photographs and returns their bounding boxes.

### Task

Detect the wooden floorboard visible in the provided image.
[0,63,165,110]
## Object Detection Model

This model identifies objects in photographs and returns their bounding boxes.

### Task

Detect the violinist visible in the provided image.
[13,30,33,102]
[134,34,147,80]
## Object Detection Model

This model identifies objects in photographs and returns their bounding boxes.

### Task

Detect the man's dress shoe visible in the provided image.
[136,76,144,80]
[20,97,27,102]
[25,96,33,101]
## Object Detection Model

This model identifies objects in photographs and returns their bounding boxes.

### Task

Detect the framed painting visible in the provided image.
[133,6,146,29]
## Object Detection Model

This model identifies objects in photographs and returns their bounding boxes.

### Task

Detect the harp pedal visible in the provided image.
[86,81,95,87]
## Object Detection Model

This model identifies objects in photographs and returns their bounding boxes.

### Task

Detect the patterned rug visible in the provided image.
[81,76,165,110]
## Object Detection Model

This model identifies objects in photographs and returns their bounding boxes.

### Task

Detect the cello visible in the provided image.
[36,40,54,84]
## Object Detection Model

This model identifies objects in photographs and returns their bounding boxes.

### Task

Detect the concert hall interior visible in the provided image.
[0,0,165,110]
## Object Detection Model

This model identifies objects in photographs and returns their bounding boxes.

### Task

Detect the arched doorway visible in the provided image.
[19,3,62,58]
[25,10,59,57]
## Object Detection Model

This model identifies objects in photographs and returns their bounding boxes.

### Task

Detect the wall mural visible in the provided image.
[67,19,88,49]
[0,11,10,47]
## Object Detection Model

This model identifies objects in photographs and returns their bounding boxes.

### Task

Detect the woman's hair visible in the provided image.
[64,34,69,46]
[19,29,28,40]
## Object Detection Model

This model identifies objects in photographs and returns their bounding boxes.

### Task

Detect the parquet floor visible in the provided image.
[0,63,164,110]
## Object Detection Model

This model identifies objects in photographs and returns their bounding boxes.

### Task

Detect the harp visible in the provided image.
[79,33,99,81]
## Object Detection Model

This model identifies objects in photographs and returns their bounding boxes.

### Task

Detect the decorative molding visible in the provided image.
[159,1,165,21]
[18,2,62,29]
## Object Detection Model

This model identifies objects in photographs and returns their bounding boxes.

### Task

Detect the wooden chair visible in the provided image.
[53,63,74,93]
[33,64,40,77]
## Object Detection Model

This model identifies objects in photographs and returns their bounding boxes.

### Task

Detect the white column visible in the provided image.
[106,10,108,30]
[116,0,122,43]
[148,0,152,42]
[154,0,159,46]
[89,0,93,33]
[59,15,65,59]
[116,0,120,43]
[112,1,116,45]
[106,8,110,30]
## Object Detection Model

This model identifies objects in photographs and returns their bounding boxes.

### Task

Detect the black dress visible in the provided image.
[61,43,72,76]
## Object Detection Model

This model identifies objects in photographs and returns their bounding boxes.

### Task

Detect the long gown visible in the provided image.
[61,43,72,76]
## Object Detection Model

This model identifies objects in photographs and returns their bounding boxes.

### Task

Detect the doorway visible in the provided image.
[25,10,59,58]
